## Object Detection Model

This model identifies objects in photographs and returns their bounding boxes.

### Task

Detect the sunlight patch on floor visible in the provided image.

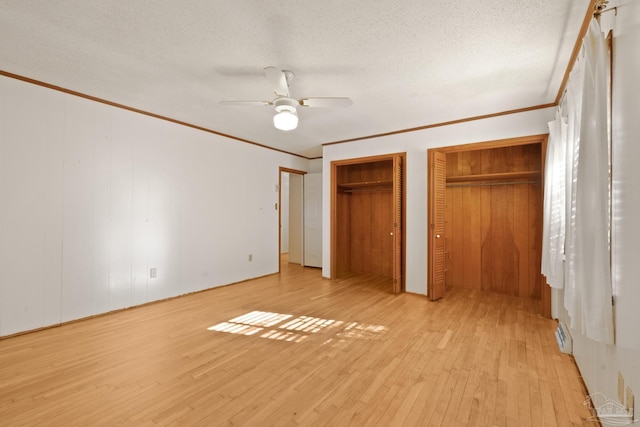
[208,310,388,344]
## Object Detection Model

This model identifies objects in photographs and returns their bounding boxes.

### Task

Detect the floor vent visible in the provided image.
[556,322,573,354]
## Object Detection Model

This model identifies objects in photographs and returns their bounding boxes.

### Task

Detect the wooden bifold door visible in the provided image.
[331,153,405,293]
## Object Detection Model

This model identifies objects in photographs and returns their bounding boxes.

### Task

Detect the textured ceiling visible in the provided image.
[0,0,590,158]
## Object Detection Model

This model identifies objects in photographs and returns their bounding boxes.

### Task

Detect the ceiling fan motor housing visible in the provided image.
[274,97,299,113]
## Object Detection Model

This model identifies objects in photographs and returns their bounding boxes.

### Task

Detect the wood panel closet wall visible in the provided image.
[444,143,543,298]
[331,154,405,293]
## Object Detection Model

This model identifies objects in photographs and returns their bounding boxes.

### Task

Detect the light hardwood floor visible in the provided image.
[0,260,594,426]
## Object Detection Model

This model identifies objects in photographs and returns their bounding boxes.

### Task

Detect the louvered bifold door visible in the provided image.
[430,151,446,300]
[392,155,404,294]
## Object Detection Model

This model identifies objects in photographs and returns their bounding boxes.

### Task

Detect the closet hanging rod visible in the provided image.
[341,187,393,193]
[446,180,538,188]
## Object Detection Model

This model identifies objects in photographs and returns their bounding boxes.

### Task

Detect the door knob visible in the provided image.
[436,234,441,238]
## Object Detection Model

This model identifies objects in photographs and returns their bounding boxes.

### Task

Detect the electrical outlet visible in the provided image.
[619,372,625,403]
[248,254,253,262]
[150,268,157,278]
[626,386,634,418]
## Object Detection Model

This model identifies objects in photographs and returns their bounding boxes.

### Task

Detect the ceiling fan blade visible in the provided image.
[300,97,353,108]
[219,100,272,106]
[264,66,290,98]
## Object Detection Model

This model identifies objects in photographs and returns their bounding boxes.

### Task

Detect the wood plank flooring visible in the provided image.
[0,260,594,426]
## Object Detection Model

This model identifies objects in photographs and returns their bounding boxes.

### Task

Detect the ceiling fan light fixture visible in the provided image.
[220,66,352,131]
[273,105,298,131]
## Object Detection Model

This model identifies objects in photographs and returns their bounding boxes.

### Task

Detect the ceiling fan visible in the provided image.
[220,66,352,131]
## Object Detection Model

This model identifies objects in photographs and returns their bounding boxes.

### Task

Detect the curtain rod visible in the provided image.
[595,7,617,18]
[594,0,616,17]
[557,3,616,110]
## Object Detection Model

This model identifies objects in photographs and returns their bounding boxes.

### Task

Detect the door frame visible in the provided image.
[278,167,306,273]
[426,134,551,316]
[330,152,406,292]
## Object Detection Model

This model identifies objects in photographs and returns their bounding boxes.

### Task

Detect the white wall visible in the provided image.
[308,158,323,173]
[322,107,554,294]
[555,0,640,407]
[0,75,308,336]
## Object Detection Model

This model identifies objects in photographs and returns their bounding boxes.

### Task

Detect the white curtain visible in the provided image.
[542,111,567,289]
[563,50,585,332]
[542,19,614,344]
[572,19,614,344]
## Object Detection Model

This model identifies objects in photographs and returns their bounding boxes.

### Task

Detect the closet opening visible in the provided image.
[428,135,550,316]
[330,153,406,293]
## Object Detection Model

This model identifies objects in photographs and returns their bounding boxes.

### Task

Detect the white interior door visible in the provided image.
[280,172,290,254]
[303,173,322,267]
[288,173,303,264]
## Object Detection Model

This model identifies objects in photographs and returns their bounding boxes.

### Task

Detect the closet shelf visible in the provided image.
[446,171,540,183]
[338,180,393,190]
